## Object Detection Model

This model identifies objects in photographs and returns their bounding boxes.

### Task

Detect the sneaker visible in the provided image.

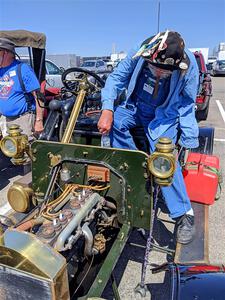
[176,214,195,244]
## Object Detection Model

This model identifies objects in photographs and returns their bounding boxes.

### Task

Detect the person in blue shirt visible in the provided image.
[97,31,199,244]
[0,37,43,137]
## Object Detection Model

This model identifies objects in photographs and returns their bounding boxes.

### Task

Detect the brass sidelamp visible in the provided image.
[147,137,176,186]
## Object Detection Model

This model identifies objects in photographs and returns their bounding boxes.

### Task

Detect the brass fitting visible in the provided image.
[7,184,34,213]
[93,233,106,254]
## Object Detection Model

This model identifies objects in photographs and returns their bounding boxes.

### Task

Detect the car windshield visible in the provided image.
[82,61,95,67]
[218,60,225,66]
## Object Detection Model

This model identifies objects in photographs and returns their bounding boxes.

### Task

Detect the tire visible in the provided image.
[107,65,113,72]
[196,104,209,121]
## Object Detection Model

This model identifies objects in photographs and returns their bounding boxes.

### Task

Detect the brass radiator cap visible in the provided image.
[7,184,33,212]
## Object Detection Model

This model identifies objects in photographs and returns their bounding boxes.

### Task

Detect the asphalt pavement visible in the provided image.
[0,76,225,300]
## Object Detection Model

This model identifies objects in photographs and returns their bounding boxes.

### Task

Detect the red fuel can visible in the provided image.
[183,153,220,205]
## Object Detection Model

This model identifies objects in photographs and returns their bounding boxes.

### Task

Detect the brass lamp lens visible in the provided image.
[1,138,17,156]
[153,156,172,173]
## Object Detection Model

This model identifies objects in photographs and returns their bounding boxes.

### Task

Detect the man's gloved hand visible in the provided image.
[97,110,113,134]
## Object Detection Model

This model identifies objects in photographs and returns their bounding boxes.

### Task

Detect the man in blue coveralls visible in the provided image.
[0,37,43,137]
[97,31,199,244]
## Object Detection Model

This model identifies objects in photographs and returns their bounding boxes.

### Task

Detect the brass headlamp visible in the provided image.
[147,137,176,186]
[0,124,29,165]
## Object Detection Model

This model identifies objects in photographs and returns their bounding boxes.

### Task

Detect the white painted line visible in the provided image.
[216,100,225,123]
[0,202,11,215]
[215,138,225,142]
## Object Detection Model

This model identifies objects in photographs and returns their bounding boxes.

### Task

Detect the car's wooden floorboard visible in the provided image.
[175,202,209,264]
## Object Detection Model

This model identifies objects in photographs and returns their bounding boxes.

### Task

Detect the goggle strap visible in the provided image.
[158,30,169,51]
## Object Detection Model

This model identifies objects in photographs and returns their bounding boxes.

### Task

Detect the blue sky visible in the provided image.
[1,0,225,56]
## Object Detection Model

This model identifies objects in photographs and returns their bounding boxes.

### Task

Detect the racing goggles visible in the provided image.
[133,31,169,60]
[148,63,172,79]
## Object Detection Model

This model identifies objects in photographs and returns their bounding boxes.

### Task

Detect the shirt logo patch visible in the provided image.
[9,70,16,77]
[0,75,14,99]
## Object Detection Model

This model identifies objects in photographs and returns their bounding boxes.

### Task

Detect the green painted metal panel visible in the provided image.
[31,141,152,229]
[84,223,131,299]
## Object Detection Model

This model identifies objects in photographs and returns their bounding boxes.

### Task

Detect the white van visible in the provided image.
[19,56,64,88]
[80,60,107,73]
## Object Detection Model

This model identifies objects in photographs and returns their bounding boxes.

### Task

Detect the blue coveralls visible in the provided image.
[101,46,199,218]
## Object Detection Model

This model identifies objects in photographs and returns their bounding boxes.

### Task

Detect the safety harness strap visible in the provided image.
[17,63,33,112]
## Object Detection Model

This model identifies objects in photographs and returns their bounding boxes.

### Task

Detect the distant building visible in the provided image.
[216,42,225,60]
[46,52,128,70]
[81,53,127,64]
[46,54,80,69]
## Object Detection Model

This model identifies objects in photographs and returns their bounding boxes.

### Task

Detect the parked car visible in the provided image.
[193,51,212,121]
[102,58,113,71]
[102,59,121,71]
[206,56,217,72]
[211,60,225,76]
[80,59,107,73]
[19,56,64,88]
[112,58,122,69]
[206,62,213,72]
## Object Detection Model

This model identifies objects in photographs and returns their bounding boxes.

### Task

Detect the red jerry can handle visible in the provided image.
[199,163,222,200]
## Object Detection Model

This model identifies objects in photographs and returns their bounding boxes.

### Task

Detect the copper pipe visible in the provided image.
[16,217,44,231]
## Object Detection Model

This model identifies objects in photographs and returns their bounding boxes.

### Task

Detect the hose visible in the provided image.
[16,217,44,231]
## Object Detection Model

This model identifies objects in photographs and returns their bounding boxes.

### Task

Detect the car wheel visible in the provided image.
[196,104,209,121]
[107,65,113,72]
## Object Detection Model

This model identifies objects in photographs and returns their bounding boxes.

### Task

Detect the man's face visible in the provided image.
[148,63,173,79]
[0,49,14,68]
[0,49,6,67]
[0,49,5,58]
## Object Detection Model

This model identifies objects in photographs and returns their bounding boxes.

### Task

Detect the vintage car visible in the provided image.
[0,32,224,300]
[193,51,212,122]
